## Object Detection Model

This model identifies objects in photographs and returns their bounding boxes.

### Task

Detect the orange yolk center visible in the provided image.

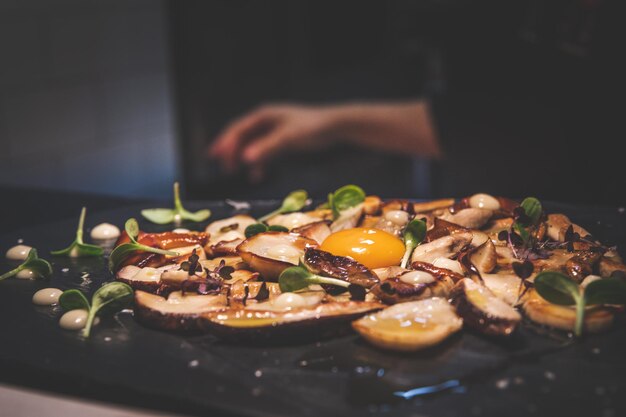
[320,227,405,269]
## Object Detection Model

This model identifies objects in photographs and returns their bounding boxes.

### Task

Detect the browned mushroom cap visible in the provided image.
[565,250,603,282]
[205,238,243,257]
[200,300,383,342]
[352,297,463,352]
[426,218,469,242]
[303,248,379,288]
[237,232,318,280]
[450,278,521,336]
[134,290,227,333]
[292,220,332,245]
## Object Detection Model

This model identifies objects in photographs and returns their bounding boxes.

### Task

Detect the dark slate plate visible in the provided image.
[1,200,625,417]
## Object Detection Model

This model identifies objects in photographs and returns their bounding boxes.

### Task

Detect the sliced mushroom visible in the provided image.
[330,203,364,232]
[372,266,409,281]
[304,248,379,288]
[267,212,322,230]
[440,208,493,229]
[412,198,455,213]
[546,214,591,242]
[292,221,332,245]
[352,298,463,352]
[565,250,603,282]
[228,281,280,308]
[450,278,521,336]
[200,256,247,271]
[237,232,318,280]
[411,232,473,264]
[201,300,382,342]
[598,256,626,277]
[426,218,469,242]
[481,273,522,306]
[205,215,257,245]
[363,195,382,215]
[205,238,243,257]
[470,239,497,274]
[115,264,178,292]
[522,289,614,333]
[134,290,227,333]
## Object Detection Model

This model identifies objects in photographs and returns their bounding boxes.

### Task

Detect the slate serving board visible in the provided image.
[1,200,625,417]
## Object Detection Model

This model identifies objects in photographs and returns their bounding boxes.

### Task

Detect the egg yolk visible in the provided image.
[320,228,405,269]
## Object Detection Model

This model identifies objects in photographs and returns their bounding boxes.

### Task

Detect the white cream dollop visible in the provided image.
[6,244,32,261]
[59,309,89,330]
[468,193,500,210]
[32,288,63,305]
[16,269,40,279]
[90,223,120,240]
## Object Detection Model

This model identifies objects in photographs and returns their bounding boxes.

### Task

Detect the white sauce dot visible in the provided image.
[399,270,435,285]
[32,288,63,305]
[16,268,40,279]
[273,293,307,310]
[90,223,121,240]
[59,309,90,330]
[69,246,81,258]
[173,228,190,234]
[469,193,500,210]
[432,257,464,275]
[384,210,410,226]
[6,245,32,261]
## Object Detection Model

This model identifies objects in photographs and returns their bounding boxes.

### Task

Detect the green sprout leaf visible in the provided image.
[82,282,134,338]
[108,218,179,272]
[534,271,584,336]
[0,248,53,281]
[278,266,350,292]
[51,207,104,257]
[328,185,366,220]
[141,182,211,224]
[400,218,427,268]
[244,223,290,238]
[59,289,90,311]
[519,197,543,226]
[584,277,626,306]
[258,189,309,222]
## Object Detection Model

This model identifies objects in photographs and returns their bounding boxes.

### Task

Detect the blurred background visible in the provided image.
[0,0,623,205]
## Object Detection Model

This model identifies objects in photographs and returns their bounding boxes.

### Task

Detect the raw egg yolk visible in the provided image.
[320,228,405,269]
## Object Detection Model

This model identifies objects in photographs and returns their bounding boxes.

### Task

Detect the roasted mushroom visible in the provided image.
[450,278,521,336]
[267,212,322,230]
[205,215,257,245]
[352,298,463,351]
[440,208,493,229]
[303,248,379,288]
[292,220,332,245]
[411,232,473,264]
[116,264,178,292]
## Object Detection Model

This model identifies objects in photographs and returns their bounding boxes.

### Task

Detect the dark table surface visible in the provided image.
[1,185,626,417]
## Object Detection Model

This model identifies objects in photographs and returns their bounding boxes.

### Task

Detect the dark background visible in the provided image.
[1,0,623,204]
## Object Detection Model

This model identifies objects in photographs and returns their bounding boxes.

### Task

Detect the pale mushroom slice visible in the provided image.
[546,213,591,242]
[411,232,473,264]
[116,264,178,292]
[522,289,614,333]
[134,290,227,333]
[237,232,318,280]
[469,239,497,274]
[292,221,332,245]
[481,273,522,306]
[205,215,257,245]
[450,278,521,336]
[352,298,463,352]
[439,208,493,229]
[412,198,455,213]
[330,203,364,232]
[267,212,322,230]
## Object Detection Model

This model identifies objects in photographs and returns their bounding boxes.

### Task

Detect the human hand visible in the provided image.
[208,104,336,181]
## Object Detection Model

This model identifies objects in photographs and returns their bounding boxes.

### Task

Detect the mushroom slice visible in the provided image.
[352,298,463,352]
[546,214,591,242]
[598,256,626,278]
[440,208,493,229]
[373,266,409,281]
[237,232,318,280]
[522,290,614,333]
[201,300,382,342]
[167,244,206,263]
[330,204,364,232]
[565,250,603,282]
[134,290,227,333]
[116,264,177,292]
[205,215,257,245]
[267,212,322,230]
[426,218,469,242]
[363,195,382,215]
[481,273,522,306]
[292,221,332,245]
[470,239,497,274]
[200,256,247,271]
[411,232,473,264]
[412,198,455,213]
[450,279,521,336]
[228,281,280,307]
[304,248,379,288]
[206,238,243,257]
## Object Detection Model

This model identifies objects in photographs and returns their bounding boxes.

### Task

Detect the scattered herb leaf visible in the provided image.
[244,223,289,238]
[0,248,53,281]
[51,207,103,257]
[83,282,133,338]
[141,182,211,224]
[400,218,427,268]
[258,190,308,222]
[278,266,350,292]
[534,270,584,336]
[59,289,90,311]
[328,185,366,220]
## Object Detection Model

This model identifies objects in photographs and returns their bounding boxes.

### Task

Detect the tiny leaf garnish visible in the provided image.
[519,197,542,226]
[51,207,104,257]
[258,190,309,222]
[141,182,211,224]
[328,185,366,220]
[59,289,90,311]
[244,223,290,238]
[584,278,626,306]
[534,271,585,337]
[108,218,179,272]
[400,218,427,268]
[0,248,53,281]
[278,266,351,292]
[83,282,133,338]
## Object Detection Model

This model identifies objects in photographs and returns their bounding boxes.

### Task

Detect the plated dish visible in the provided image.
[2,184,626,352]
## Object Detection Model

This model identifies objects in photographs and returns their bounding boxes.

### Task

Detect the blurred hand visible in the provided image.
[208,105,335,181]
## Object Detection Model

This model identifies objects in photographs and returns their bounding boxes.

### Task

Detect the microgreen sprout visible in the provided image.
[244,223,289,238]
[257,190,309,222]
[400,218,427,268]
[141,182,211,225]
[279,265,351,293]
[327,185,366,220]
[51,207,103,257]
[0,248,52,281]
[108,218,179,272]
